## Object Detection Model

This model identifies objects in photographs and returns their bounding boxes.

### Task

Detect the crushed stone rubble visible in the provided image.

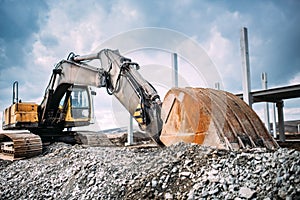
[0,142,299,200]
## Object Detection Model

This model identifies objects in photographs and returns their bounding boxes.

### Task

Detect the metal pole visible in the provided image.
[272,103,277,138]
[276,101,285,142]
[261,72,270,133]
[172,53,178,87]
[13,81,19,104]
[240,27,252,107]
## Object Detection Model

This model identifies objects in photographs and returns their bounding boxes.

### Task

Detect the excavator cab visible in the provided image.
[63,86,95,127]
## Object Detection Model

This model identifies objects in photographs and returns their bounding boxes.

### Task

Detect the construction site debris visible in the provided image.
[0,143,299,199]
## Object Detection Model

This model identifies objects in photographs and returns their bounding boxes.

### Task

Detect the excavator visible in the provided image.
[0,49,279,160]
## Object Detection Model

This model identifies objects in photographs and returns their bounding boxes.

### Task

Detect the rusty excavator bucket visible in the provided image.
[160,88,279,150]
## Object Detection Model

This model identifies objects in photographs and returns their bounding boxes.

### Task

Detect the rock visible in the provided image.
[229,184,238,192]
[262,171,269,178]
[211,164,222,169]
[278,188,287,199]
[180,172,191,177]
[187,189,194,200]
[0,142,299,200]
[239,187,256,199]
[207,174,219,183]
[208,188,219,195]
[164,192,173,199]
[151,179,158,188]
[201,190,208,198]
[185,159,193,166]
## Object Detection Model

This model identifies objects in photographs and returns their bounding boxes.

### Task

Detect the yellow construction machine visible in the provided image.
[0,49,278,160]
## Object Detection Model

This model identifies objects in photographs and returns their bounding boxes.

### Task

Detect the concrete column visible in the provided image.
[215,82,220,90]
[261,72,270,133]
[240,27,252,108]
[126,114,134,146]
[172,53,178,87]
[276,101,285,142]
[272,103,277,138]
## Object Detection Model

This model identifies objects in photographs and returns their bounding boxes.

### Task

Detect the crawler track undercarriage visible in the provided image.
[0,133,42,161]
[0,131,117,160]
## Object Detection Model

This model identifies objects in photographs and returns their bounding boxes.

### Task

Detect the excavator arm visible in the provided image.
[39,49,163,144]
[73,49,163,144]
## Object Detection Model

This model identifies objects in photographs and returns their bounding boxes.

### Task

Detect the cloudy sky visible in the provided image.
[0,0,299,130]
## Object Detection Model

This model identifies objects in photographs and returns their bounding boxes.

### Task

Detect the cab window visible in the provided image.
[70,87,90,119]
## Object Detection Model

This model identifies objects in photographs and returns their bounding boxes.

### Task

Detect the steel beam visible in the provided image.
[236,84,300,103]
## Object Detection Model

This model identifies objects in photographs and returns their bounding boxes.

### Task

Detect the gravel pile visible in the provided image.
[0,142,299,199]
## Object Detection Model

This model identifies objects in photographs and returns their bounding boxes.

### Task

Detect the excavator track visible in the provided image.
[74,131,115,147]
[0,132,42,161]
